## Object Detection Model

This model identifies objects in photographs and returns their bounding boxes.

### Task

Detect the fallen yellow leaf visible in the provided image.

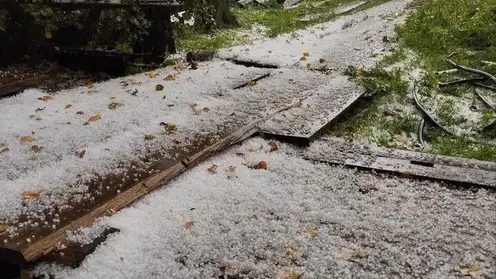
[306,63,311,69]
[460,263,483,277]
[22,190,40,199]
[88,112,101,122]
[303,52,310,57]
[0,224,8,232]
[285,248,297,261]
[190,104,202,115]
[299,56,306,61]
[0,147,9,153]
[247,81,257,87]
[86,80,94,89]
[42,95,53,101]
[302,228,318,238]
[45,31,53,39]
[184,221,194,229]
[65,104,72,109]
[149,72,159,78]
[20,136,34,143]
[163,123,177,135]
[108,102,124,110]
[144,134,154,141]
[164,75,176,81]
[283,272,305,279]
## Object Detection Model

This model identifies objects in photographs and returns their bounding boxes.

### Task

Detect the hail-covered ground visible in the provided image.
[33,138,496,279]
[3,1,492,278]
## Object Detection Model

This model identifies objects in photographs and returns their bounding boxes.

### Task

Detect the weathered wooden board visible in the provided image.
[259,74,364,146]
[20,121,260,263]
[304,137,496,188]
[0,75,45,97]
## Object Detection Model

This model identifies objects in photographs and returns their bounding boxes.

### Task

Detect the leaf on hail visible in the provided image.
[76,111,85,115]
[0,146,9,153]
[184,221,194,229]
[254,161,268,170]
[31,145,43,153]
[303,52,310,57]
[78,150,86,158]
[144,134,154,141]
[344,250,363,263]
[45,31,53,39]
[460,263,483,277]
[162,123,177,135]
[149,72,159,78]
[164,75,176,81]
[65,104,72,109]
[247,80,257,87]
[42,95,53,101]
[283,272,305,279]
[20,136,34,143]
[190,104,202,115]
[225,166,237,179]
[302,228,318,238]
[268,141,278,152]
[108,102,124,110]
[88,112,101,122]
[85,80,94,89]
[306,63,311,69]
[0,224,8,232]
[299,56,306,61]
[207,165,218,174]
[22,190,41,200]
[285,248,297,261]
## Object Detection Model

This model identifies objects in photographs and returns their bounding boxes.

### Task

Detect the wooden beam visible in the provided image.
[0,75,46,97]
[20,121,260,262]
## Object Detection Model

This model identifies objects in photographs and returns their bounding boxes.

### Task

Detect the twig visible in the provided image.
[447,53,496,85]
[481,61,496,67]
[417,117,427,149]
[412,83,454,136]
[435,69,458,75]
[475,83,496,92]
[438,77,486,87]
[475,89,496,109]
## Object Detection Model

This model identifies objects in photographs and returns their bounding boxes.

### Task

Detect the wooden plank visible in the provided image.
[259,74,364,145]
[0,75,45,97]
[303,138,496,188]
[20,121,260,262]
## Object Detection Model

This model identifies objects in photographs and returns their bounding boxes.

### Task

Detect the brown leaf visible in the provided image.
[285,248,297,261]
[163,123,177,135]
[82,122,90,126]
[0,147,9,153]
[184,221,194,229]
[302,228,318,238]
[268,141,278,152]
[190,104,202,115]
[164,75,176,81]
[247,80,257,87]
[283,272,305,279]
[460,263,483,277]
[22,190,40,200]
[303,52,310,57]
[20,136,35,143]
[155,84,164,91]
[65,104,72,109]
[207,165,218,174]
[254,161,268,170]
[299,56,306,61]
[144,134,154,141]
[0,224,8,233]
[78,150,86,158]
[42,95,53,101]
[344,250,363,263]
[85,80,94,88]
[319,58,326,63]
[149,72,159,78]
[88,112,101,122]
[31,145,43,153]
[76,111,85,115]
[108,102,124,110]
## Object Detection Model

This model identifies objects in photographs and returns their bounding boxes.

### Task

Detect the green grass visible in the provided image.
[397,0,496,70]
[174,0,391,51]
